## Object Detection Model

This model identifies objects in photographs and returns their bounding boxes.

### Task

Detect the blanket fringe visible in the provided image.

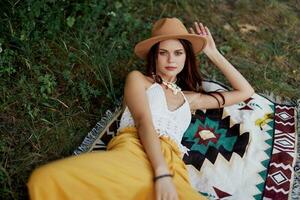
[259,90,299,107]
[73,100,123,155]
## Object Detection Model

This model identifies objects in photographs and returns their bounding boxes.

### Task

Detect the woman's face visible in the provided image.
[156,39,186,80]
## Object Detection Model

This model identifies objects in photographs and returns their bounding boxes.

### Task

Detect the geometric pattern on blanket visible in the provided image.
[73,80,299,200]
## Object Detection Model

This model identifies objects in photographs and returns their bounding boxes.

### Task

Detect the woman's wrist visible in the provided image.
[154,166,170,176]
[153,173,174,182]
[204,48,221,59]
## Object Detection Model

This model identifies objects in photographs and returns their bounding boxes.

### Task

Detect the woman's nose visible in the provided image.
[167,53,175,63]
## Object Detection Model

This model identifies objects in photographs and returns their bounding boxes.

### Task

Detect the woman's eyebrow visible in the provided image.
[159,48,184,51]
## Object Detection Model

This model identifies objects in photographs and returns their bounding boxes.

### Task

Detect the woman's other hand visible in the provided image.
[189,21,217,55]
[155,177,179,200]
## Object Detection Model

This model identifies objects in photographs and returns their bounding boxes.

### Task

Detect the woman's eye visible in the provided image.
[159,52,166,55]
[175,52,183,56]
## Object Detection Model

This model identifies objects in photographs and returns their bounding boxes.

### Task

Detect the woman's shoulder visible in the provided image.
[122,70,155,108]
[126,70,154,90]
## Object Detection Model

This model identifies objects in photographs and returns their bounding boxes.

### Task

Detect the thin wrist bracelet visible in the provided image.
[153,173,174,182]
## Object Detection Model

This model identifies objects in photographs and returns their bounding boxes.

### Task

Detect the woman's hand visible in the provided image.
[189,21,218,55]
[155,177,179,200]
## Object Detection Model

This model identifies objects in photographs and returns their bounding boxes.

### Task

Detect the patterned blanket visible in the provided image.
[74,80,299,200]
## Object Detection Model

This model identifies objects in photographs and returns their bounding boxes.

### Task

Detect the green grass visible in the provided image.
[0,0,299,199]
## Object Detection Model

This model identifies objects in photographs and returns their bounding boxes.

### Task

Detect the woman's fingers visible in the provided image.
[159,194,168,200]
[205,26,211,35]
[169,192,178,200]
[164,194,169,200]
[189,27,195,34]
[194,22,201,34]
[156,193,169,200]
[157,193,177,200]
[191,21,209,36]
[198,22,204,33]
[171,194,179,200]
[199,22,208,35]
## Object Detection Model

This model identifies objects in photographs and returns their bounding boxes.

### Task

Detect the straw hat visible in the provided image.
[134,17,207,59]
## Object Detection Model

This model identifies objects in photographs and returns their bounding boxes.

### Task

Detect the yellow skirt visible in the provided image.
[27,127,206,200]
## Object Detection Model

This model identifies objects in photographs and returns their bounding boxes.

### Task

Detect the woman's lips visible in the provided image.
[165,66,177,71]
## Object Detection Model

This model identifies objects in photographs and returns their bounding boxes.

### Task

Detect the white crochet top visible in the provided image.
[117,82,192,156]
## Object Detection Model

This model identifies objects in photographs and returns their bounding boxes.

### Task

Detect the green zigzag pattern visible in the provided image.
[185,117,237,155]
[253,103,275,200]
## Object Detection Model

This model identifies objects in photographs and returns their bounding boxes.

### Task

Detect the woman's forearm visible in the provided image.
[137,121,170,176]
[205,49,254,95]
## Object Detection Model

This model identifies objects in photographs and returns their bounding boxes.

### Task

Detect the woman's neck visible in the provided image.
[157,73,177,83]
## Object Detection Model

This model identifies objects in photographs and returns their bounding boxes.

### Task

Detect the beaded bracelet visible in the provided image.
[153,173,174,182]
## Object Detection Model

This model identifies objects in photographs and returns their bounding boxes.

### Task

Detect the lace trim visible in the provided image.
[118,125,190,156]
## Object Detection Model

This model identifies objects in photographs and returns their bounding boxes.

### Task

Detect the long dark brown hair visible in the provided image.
[145,39,225,108]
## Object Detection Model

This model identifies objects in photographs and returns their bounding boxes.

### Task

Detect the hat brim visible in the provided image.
[134,34,207,59]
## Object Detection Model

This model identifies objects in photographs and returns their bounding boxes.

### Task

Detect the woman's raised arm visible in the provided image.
[189,22,254,109]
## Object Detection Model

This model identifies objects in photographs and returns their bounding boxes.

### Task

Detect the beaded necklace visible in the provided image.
[161,78,182,95]
[152,73,182,95]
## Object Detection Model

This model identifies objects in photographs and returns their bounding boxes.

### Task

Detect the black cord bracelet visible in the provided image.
[153,173,174,182]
